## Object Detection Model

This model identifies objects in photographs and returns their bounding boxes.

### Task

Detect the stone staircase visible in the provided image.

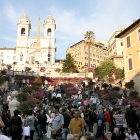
[8,83,20,91]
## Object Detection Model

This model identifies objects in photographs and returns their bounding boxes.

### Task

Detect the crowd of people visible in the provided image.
[0,81,140,140]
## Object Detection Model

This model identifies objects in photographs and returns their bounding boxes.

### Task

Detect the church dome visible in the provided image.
[44,14,55,24]
[18,13,31,25]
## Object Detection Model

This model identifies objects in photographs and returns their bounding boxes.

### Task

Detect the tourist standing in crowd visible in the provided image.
[96,109,104,138]
[104,108,112,134]
[91,108,98,135]
[69,110,84,136]
[125,105,137,132]
[52,91,56,103]
[111,128,119,140]
[22,78,25,87]
[24,110,35,140]
[56,92,62,104]
[51,105,64,139]
[0,96,3,112]
[10,109,22,140]
[125,127,139,140]
[119,127,128,140]
[103,131,112,140]
[113,110,124,130]
[36,110,44,140]
[61,106,71,140]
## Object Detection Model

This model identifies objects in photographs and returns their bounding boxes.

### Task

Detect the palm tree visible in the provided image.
[84,31,95,68]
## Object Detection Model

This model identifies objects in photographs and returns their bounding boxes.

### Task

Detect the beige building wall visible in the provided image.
[108,30,125,69]
[116,19,140,91]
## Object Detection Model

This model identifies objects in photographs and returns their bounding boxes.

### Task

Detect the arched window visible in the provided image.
[13,56,16,61]
[1,52,3,57]
[32,56,35,64]
[21,28,25,36]
[47,28,52,36]
[20,53,23,61]
[48,53,51,62]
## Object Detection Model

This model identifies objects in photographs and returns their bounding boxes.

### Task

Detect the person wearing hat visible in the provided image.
[80,132,92,140]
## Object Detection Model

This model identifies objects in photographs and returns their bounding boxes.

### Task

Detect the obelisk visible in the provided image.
[35,17,41,61]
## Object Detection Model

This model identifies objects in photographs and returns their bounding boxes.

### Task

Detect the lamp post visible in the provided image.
[37,63,39,77]
[85,65,87,79]
[13,65,15,77]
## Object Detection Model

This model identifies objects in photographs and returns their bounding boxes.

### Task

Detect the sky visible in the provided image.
[0,0,139,59]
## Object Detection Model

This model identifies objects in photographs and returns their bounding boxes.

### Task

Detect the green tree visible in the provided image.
[62,53,78,73]
[95,60,116,78]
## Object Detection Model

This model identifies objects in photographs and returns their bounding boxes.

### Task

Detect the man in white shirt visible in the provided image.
[52,91,56,103]
[22,79,25,87]
[91,96,97,108]
[56,92,62,103]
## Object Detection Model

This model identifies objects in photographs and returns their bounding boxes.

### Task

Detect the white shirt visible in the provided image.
[26,79,29,83]
[52,92,56,97]
[22,79,25,83]
[91,97,97,104]
[126,133,139,140]
[56,93,61,98]
[7,95,12,102]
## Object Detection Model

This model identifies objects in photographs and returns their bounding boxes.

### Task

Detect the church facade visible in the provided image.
[0,14,60,74]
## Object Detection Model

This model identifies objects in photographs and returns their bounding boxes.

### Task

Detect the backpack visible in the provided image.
[101,115,107,122]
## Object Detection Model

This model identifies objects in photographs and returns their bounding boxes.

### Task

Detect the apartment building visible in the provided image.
[116,19,140,91]
[108,27,126,69]
[66,40,108,70]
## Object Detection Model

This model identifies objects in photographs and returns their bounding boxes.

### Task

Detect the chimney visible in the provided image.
[133,19,136,23]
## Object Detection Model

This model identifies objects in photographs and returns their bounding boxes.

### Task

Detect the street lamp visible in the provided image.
[37,62,40,77]
[84,65,87,79]
[13,65,15,77]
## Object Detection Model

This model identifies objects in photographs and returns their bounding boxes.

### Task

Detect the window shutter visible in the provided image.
[127,36,130,48]
[128,58,132,70]
[138,29,140,41]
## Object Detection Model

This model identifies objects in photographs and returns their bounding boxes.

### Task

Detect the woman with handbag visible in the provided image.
[24,110,35,140]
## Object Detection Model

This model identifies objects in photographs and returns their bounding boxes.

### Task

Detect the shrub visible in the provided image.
[0,76,5,84]
[17,93,28,102]
[22,87,33,94]
[18,99,39,114]
[1,70,6,75]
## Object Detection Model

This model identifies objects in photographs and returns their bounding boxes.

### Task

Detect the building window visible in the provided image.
[90,58,92,61]
[47,28,52,36]
[127,36,131,48]
[128,58,133,70]
[21,28,25,36]
[138,29,140,41]
[13,56,16,61]
[121,42,123,46]
[48,53,51,62]
[20,53,23,61]
[0,52,3,57]
[32,56,35,64]
[85,57,88,60]
[93,54,95,57]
